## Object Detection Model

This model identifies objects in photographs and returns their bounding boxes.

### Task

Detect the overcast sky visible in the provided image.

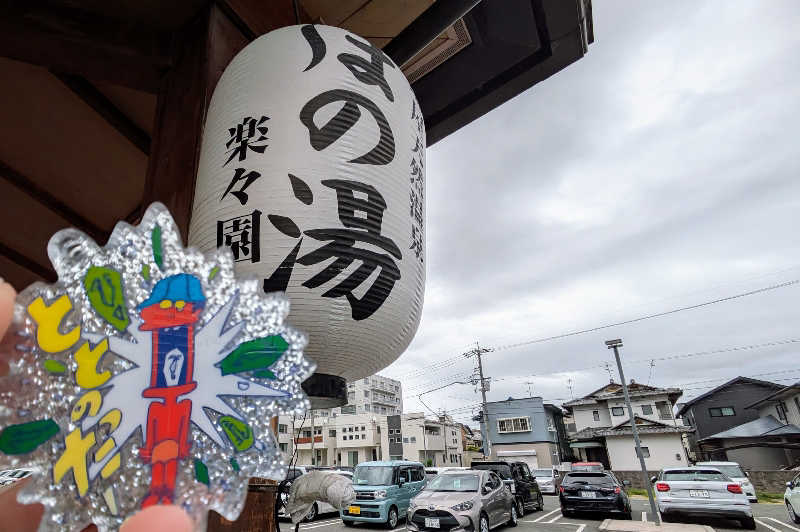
[382,0,800,426]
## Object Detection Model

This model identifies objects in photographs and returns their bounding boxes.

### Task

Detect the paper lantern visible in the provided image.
[189,25,425,405]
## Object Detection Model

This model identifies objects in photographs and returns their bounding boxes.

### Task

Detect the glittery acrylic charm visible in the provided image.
[0,203,313,530]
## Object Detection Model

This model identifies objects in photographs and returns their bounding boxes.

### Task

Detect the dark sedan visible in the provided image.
[559,472,632,519]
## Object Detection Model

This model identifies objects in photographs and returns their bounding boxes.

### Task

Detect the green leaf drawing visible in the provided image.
[152,225,163,270]
[230,458,240,472]
[0,419,59,455]
[219,416,254,451]
[194,459,209,486]
[141,264,151,281]
[83,266,130,332]
[218,335,288,377]
[209,266,220,281]
[43,360,66,374]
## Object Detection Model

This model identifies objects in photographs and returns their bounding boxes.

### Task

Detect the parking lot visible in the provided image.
[287,496,800,532]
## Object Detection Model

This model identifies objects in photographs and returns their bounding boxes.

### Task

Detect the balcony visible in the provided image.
[294,436,323,444]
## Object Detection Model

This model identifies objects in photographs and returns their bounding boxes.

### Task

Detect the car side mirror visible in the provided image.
[745,471,750,478]
[788,481,794,489]
[650,476,658,484]
[482,485,492,494]
[623,480,631,487]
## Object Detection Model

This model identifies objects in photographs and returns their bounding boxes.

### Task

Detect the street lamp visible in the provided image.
[606,339,660,526]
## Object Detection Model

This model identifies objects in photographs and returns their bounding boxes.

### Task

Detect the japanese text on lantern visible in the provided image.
[410,100,424,262]
[217,115,270,263]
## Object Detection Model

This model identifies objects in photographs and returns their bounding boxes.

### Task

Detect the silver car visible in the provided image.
[696,461,757,503]
[654,467,754,529]
[532,468,559,495]
[408,470,517,532]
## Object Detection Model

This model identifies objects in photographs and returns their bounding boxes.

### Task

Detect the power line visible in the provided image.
[490,278,799,352]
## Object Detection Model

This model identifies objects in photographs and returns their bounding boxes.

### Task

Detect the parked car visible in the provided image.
[570,462,604,472]
[531,468,560,495]
[0,468,32,487]
[342,460,427,528]
[408,469,517,532]
[471,461,543,516]
[559,471,631,519]
[278,467,353,521]
[654,467,754,529]
[425,466,466,480]
[784,472,800,524]
[696,461,757,503]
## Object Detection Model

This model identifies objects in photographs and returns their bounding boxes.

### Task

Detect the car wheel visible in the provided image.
[304,503,318,522]
[661,513,673,523]
[788,501,800,524]
[385,506,399,529]
[560,508,573,518]
[537,493,544,511]
[507,504,518,527]
[516,498,525,517]
[479,513,490,532]
[740,517,756,530]
[621,511,632,520]
[342,519,355,527]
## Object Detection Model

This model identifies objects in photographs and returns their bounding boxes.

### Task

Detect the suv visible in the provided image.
[696,461,757,502]
[471,461,543,516]
[342,461,427,529]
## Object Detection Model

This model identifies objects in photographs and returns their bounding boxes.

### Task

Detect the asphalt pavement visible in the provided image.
[286,495,800,532]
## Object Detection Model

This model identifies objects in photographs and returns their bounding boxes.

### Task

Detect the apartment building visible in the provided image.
[382,413,464,467]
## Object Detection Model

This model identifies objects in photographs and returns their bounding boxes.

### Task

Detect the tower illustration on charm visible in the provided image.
[137,273,206,507]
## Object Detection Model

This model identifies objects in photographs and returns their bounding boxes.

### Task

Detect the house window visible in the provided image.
[641,405,653,415]
[709,407,736,417]
[355,434,359,440]
[361,426,366,431]
[592,410,600,421]
[278,424,288,433]
[410,436,416,443]
[638,446,650,458]
[279,443,288,452]
[656,401,673,420]
[364,390,369,397]
[329,429,336,437]
[497,417,531,433]
[611,407,625,416]
[302,429,311,438]
[778,402,789,422]
[403,437,409,443]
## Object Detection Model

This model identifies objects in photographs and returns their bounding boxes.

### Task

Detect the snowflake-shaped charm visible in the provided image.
[0,203,313,530]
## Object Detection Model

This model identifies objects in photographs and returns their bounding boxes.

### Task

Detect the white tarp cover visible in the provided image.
[286,471,356,523]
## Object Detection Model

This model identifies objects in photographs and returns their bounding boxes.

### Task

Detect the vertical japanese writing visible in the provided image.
[409,100,425,262]
[217,116,270,262]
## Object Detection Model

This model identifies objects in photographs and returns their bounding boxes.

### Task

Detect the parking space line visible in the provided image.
[757,519,785,532]
[299,519,342,529]
[576,526,586,532]
[547,514,561,523]
[529,508,560,522]
[766,517,800,531]
[641,511,647,522]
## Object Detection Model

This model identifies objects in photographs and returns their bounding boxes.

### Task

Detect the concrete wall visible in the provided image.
[605,433,687,471]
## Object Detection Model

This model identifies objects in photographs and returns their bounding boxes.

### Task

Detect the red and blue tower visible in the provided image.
[137,274,206,507]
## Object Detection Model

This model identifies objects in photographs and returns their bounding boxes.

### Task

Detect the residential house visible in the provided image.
[676,377,783,458]
[383,413,464,467]
[278,413,383,466]
[476,397,568,468]
[697,415,800,469]
[562,381,691,471]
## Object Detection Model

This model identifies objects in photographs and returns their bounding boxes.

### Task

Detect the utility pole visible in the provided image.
[606,339,660,526]
[464,342,492,458]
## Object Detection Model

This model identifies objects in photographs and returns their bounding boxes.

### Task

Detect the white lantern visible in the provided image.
[189,25,425,405]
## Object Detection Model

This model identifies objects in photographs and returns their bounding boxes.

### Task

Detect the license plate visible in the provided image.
[424,518,440,528]
[689,490,709,498]
[348,506,361,515]
[580,491,596,498]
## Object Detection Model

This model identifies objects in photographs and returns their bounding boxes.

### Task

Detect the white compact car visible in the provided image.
[696,461,757,503]
[0,468,32,487]
[654,467,754,529]
[278,467,353,521]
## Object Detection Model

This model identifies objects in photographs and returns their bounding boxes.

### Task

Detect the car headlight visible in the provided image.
[451,500,474,511]
[374,489,388,499]
[409,500,418,510]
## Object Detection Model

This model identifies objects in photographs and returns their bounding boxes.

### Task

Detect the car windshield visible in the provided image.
[533,469,553,477]
[425,474,480,492]
[572,464,603,472]
[662,470,728,482]
[472,464,512,480]
[563,473,615,486]
[709,465,745,478]
[354,466,394,485]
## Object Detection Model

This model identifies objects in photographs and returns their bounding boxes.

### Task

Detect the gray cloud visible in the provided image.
[382,0,800,424]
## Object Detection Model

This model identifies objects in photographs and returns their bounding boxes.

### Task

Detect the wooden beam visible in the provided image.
[53,73,151,155]
[143,5,249,243]
[219,0,311,39]
[0,241,56,283]
[0,5,171,93]
[0,161,107,243]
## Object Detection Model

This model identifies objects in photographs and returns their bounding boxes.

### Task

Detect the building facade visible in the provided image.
[563,382,691,471]
[477,397,568,469]
[676,377,783,457]
[313,374,403,417]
